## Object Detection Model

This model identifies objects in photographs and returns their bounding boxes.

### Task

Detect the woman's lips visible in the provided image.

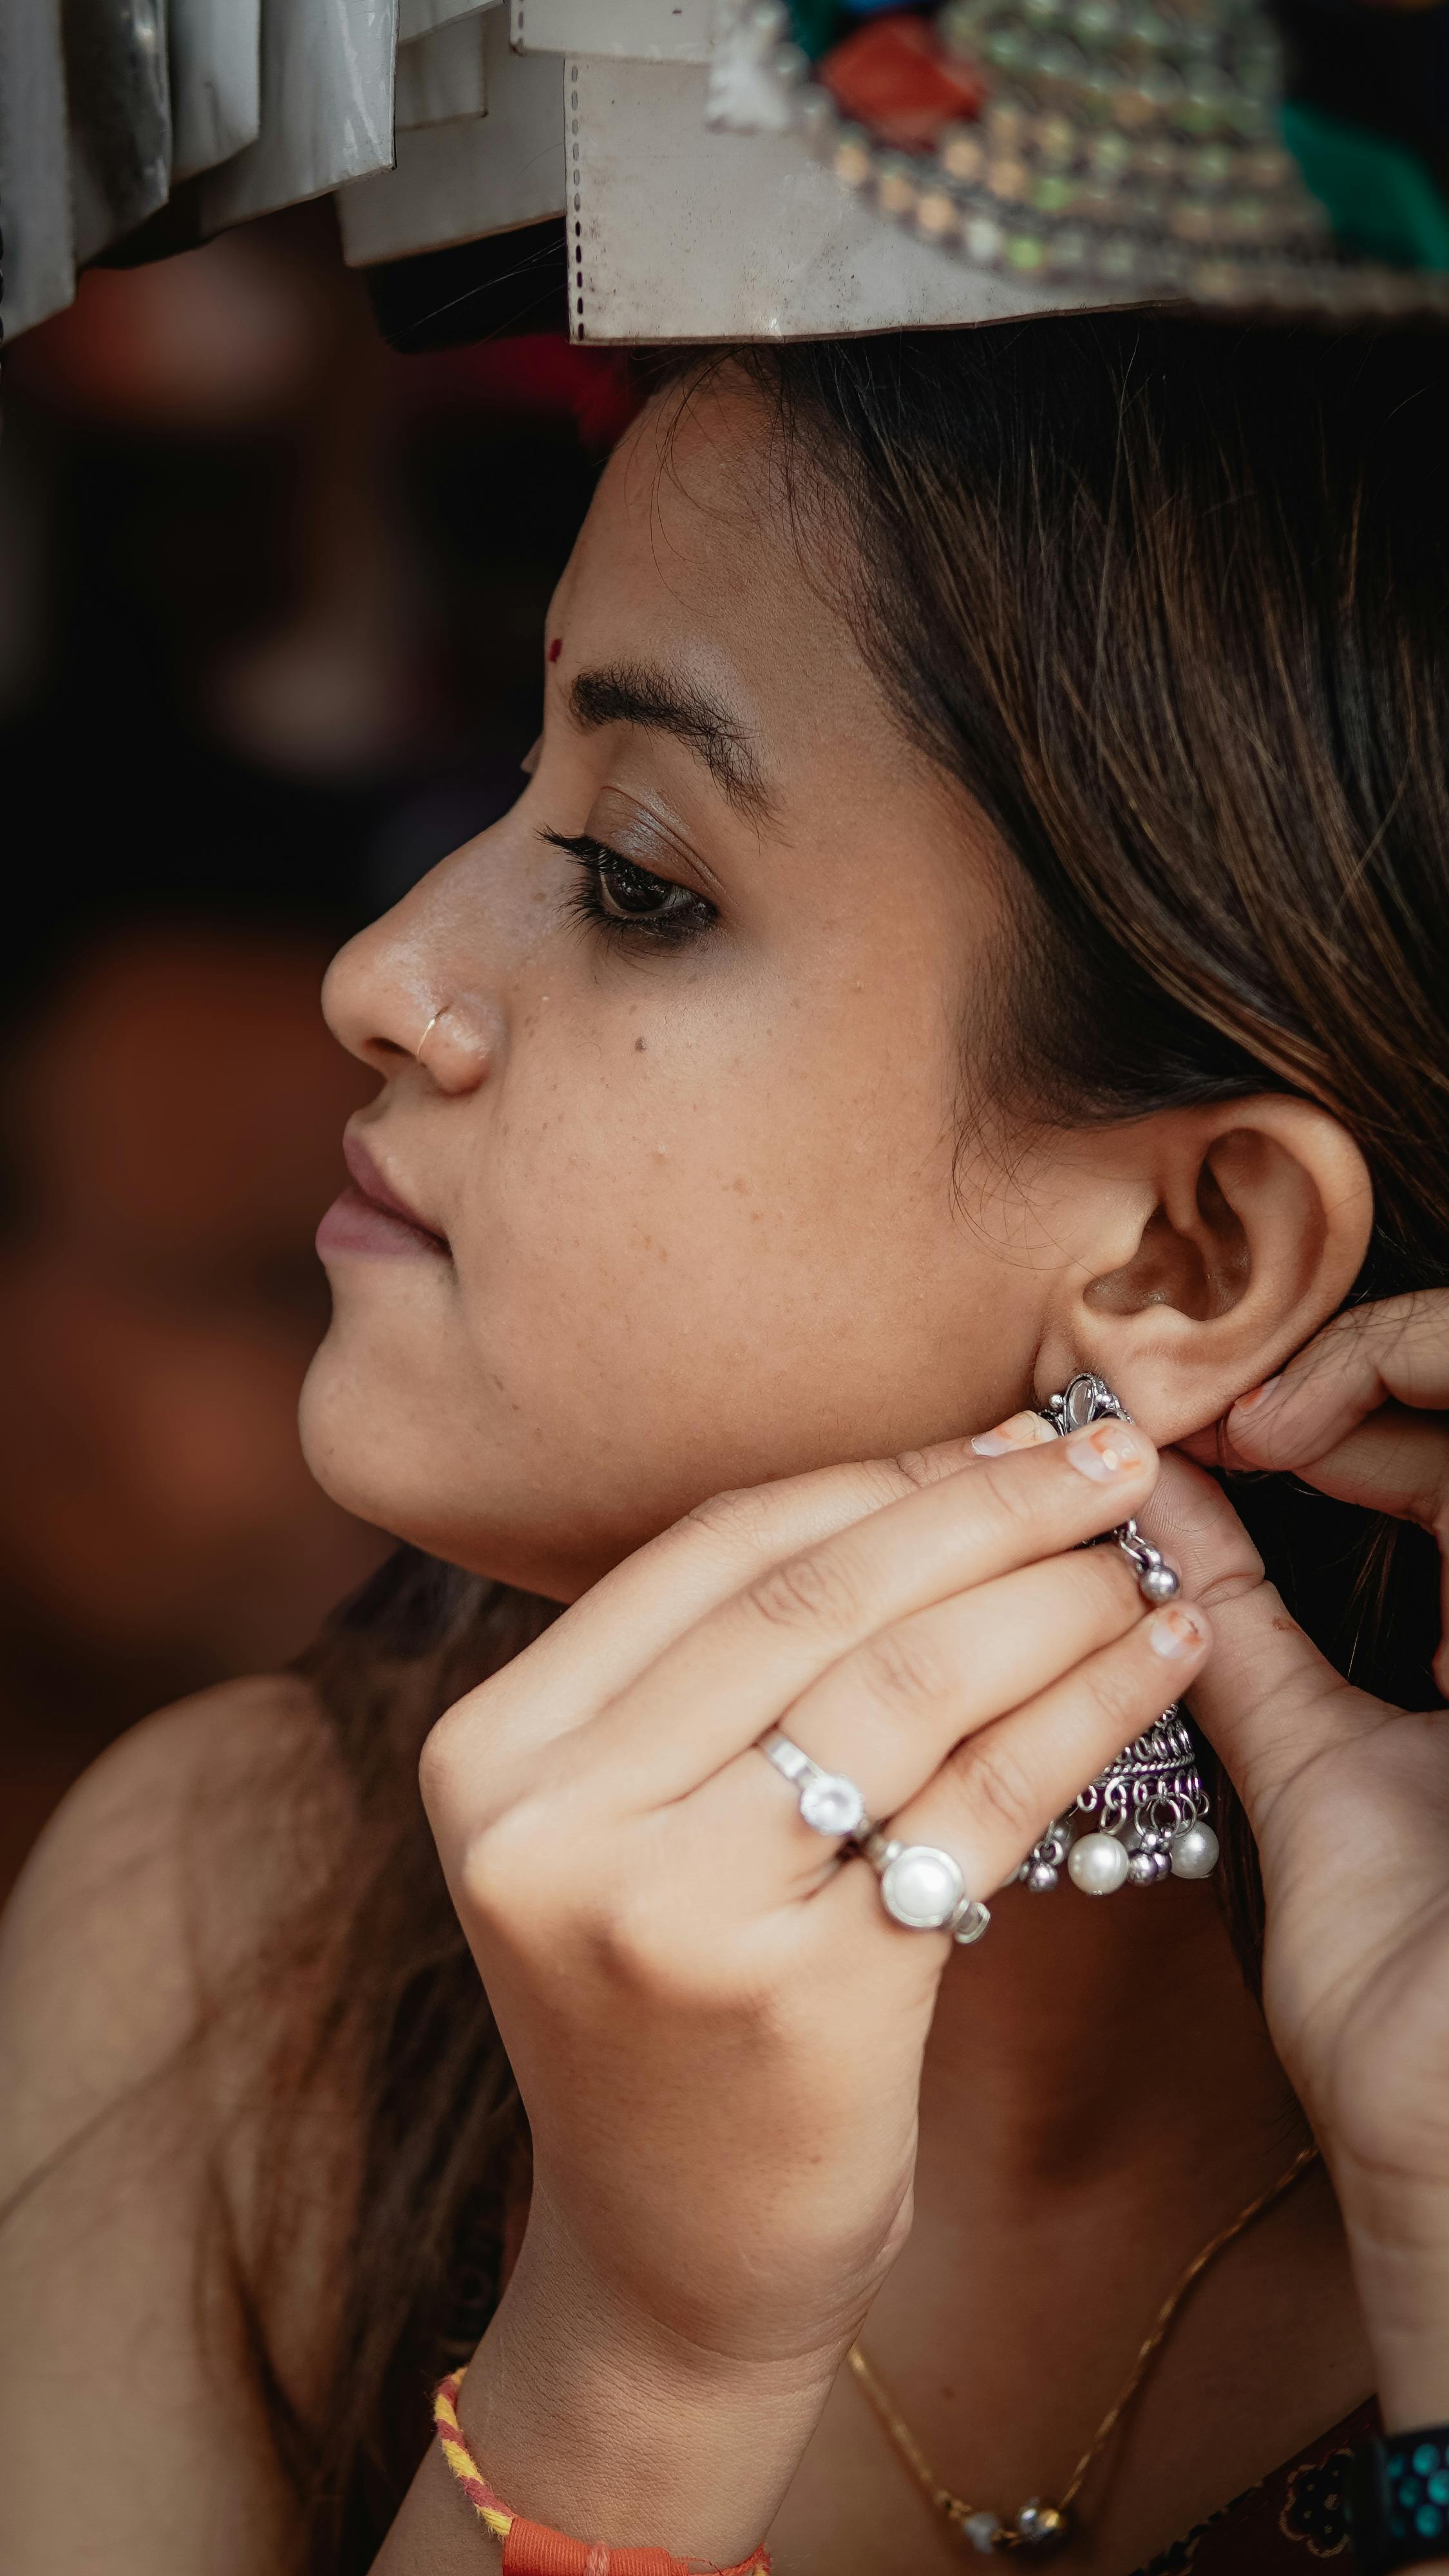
[316,1134,450,1263]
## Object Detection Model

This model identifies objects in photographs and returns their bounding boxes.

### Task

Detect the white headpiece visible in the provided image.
[4,0,1446,341]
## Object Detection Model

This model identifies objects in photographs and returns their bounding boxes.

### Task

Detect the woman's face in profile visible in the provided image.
[303,381,1072,1599]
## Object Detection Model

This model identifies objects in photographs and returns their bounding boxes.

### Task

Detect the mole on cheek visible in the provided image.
[634,1036,647,1053]
[547,637,563,665]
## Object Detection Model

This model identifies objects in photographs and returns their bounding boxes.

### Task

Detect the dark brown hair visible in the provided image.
[246,314,1449,2567]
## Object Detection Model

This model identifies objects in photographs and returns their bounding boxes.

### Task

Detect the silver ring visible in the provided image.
[862,1832,991,1945]
[757,1730,871,1840]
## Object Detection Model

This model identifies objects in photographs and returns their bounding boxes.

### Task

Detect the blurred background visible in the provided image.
[0,205,625,1898]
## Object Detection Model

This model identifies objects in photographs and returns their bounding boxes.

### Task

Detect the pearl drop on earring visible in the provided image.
[1169,1823,1220,1879]
[1137,1560,1182,1604]
[1066,1832,1132,1895]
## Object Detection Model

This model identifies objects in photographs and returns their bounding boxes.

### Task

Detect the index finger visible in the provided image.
[1144,1451,1371,1820]
[439,1430,1009,1756]
[1223,1291,1449,1473]
[437,1417,1159,1815]
[567,1415,1160,1809]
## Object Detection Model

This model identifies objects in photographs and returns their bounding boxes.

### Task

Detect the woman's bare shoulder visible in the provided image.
[0,1671,347,2193]
[0,1674,351,2572]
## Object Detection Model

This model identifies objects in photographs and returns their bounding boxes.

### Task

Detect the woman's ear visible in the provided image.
[1034,1099,1374,1445]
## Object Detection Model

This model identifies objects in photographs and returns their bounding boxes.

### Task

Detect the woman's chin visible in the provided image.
[296,1349,592,1601]
[296,1336,426,1540]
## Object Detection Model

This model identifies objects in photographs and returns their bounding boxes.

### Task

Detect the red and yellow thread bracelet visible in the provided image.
[432,2369,772,2576]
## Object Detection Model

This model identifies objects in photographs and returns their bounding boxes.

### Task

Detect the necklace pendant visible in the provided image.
[1003,2499,1072,2551]
[949,2500,1071,2555]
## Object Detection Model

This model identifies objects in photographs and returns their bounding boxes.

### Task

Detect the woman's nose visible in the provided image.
[321,894,501,1097]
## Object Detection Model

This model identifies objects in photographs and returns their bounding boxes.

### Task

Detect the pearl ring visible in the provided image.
[862,1832,992,1946]
[757,1730,872,1840]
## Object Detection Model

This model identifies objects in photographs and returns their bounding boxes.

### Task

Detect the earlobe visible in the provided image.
[1037,1099,1375,1445]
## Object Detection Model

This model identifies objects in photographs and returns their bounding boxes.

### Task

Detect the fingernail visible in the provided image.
[971,1410,1056,1457]
[1231,1375,1282,1416]
[1063,1419,1151,1481]
[1148,1604,1209,1660]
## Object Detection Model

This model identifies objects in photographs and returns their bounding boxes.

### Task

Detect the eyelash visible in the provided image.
[543,829,719,950]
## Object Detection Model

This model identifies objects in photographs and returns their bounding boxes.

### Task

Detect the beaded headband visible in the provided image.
[717,0,1449,323]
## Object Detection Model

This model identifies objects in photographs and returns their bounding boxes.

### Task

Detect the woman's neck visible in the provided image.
[919,1876,1289,2199]
[829,1880,1372,2571]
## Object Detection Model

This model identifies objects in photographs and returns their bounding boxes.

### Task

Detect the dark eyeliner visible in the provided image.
[541,828,719,949]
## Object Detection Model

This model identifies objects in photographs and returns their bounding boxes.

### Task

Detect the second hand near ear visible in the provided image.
[1155,1293,1449,2447]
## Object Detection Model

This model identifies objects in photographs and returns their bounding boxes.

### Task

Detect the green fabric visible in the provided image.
[1282,99,1449,273]
[790,1,842,57]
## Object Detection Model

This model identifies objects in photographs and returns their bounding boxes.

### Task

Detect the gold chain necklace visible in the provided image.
[847,2141,1320,2557]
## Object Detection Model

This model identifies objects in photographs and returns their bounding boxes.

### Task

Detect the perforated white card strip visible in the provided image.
[567,56,1089,341]
[396,12,489,128]
[0,0,74,334]
[67,0,173,264]
[202,0,397,231]
[511,0,711,62]
[399,0,500,37]
[169,0,263,182]
[338,6,564,263]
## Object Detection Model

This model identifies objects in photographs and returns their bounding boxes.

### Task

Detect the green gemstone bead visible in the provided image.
[786,0,840,60]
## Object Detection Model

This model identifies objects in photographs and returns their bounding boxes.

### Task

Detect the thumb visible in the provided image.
[1147,1452,1374,1825]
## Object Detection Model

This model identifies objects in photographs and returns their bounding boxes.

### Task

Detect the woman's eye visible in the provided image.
[594,852,695,921]
[542,829,717,947]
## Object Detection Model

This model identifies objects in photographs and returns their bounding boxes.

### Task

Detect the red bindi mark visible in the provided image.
[547,636,563,665]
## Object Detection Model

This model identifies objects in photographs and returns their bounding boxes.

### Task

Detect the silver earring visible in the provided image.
[1017,1373,1220,1897]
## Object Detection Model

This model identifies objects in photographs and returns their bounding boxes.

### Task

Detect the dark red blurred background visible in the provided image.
[0,206,620,1897]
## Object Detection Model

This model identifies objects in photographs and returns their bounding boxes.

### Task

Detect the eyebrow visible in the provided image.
[568,661,772,820]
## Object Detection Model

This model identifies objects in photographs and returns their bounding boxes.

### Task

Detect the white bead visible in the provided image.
[963,2510,1003,2552]
[799,1772,865,1838]
[1066,1831,1132,1895]
[880,1844,963,1929]
[1170,1823,1220,1880]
